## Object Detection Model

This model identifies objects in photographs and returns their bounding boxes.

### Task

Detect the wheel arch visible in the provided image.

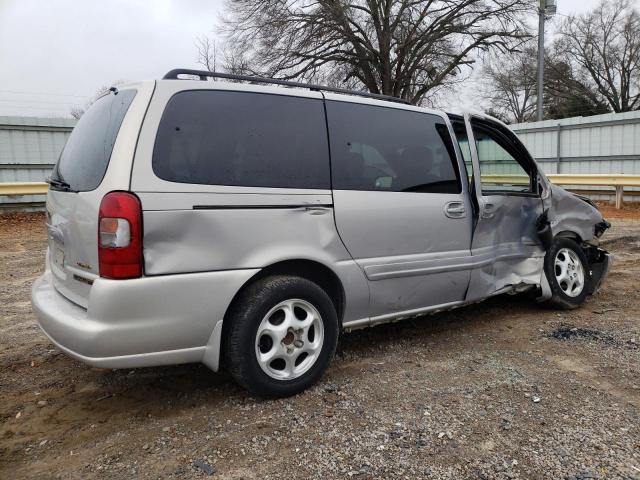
[222,259,346,327]
[555,230,583,244]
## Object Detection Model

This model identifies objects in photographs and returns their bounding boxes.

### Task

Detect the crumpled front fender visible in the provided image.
[535,183,612,300]
[543,184,606,243]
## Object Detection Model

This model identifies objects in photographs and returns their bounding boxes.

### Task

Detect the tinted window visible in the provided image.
[471,123,533,194]
[55,90,136,191]
[326,101,461,193]
[153,91,330,189]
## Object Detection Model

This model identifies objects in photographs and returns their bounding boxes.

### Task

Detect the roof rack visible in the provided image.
[162,69,411,105]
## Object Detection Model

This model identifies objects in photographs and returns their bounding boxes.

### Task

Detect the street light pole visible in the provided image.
[537,0,556,121]
[537,0,546,121]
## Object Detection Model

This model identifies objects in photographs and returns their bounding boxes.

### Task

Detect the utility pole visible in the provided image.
[537,0,556,121]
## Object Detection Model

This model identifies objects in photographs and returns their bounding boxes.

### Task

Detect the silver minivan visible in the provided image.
[32,69,612,396]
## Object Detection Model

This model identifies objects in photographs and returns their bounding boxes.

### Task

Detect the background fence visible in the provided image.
[1,110,639,210]
[512,110,640,201]
[0,116,75,210]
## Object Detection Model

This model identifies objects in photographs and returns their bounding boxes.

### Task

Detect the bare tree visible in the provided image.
[482,45,537,123]
[196,36,219,72]
[544,52,610,119]
[195,35,258,77]
[482,44,610,123]
[69,82,125,119]
[69,105,87,120]
[218,0,533,105]
[557,0,640,112]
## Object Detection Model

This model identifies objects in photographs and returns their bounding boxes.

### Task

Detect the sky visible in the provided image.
[0,0,607,117]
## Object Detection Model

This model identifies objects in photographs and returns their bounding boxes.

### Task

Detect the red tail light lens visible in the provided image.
[98,191,143,279]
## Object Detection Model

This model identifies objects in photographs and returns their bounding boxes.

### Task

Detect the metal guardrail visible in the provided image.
[483,174,640,208]
[0,182,48,196]
[483,174,640,186]
[1,175,640,208]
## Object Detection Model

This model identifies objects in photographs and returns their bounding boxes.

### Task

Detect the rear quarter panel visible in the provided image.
[130,82,370,325]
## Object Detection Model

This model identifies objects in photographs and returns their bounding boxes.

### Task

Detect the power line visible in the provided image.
[0,89,89,99]
[0,101,72,109]
[0,103,70,109]
[0,98,79,106]
[0,104,72,113]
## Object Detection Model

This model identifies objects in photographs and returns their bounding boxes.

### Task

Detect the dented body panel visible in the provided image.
[540,181,613,297]
[137,191,371,326]
[465,195,545,301]
[461,112,546,301]
[544,183,604,243]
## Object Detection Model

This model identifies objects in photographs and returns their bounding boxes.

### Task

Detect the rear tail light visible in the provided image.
[98,191,143,279]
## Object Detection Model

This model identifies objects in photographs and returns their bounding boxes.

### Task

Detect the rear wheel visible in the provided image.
[543,237,590,309]
[224,275,338,397]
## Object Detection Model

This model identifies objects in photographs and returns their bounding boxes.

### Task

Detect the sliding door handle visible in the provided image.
[444,201,466,218]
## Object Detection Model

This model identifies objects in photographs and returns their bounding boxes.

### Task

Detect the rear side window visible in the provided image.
[153,91,330,189]
[56,90,136,192]
[326,101,461,193]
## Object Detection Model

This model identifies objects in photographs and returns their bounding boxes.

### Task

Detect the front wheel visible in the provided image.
[543,237,591,309]
[223,275,339,397]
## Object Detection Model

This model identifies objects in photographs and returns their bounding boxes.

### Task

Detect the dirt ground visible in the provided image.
[595,201,640,221]
[0,212,639,480]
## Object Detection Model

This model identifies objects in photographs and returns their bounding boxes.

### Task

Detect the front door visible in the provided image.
[456,114,545,300]
[325,97,474,320]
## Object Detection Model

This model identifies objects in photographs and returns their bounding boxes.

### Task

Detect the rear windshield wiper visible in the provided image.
[46,176,77,192]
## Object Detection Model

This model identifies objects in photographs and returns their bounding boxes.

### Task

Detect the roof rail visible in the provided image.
[162,69,411,105]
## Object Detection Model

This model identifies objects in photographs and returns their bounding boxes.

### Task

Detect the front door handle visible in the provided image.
[444,201,466,219]
[482,202,497,219]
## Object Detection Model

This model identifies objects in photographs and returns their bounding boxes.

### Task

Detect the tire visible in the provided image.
[543,237,591,310]
[223,275,339,397]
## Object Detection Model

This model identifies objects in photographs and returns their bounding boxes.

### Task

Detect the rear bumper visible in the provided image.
[31,268,258,370]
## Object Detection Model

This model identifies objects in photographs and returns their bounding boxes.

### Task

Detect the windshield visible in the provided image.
[54,89,136,191]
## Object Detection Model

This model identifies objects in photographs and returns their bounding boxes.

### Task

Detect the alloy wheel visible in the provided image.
[254,299,324,380]
[554,248,585,297]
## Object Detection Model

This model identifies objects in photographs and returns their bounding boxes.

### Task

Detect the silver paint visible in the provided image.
[332,189,473,317]
[254,298,324,380]
[32,267,258,368]
[463,112,545,301]
[31,81,612,376]
[544,183,604,242]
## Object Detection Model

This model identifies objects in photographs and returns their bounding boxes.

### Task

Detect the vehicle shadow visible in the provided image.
[85,290,542,407]
[338,291,542,356]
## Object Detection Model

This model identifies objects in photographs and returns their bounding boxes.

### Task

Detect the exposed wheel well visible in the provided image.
[555,230,582,243]
[223,259,346,324]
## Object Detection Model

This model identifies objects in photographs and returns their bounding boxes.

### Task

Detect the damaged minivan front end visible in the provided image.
[537,179,613,300]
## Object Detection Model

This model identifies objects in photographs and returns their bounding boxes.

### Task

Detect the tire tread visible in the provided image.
[223,275,338,397]
[543,237,591,310]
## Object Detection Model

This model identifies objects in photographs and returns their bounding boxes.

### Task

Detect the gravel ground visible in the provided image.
[0,212,639,480]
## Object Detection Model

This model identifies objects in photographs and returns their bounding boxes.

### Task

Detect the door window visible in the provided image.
[326,101,461,194]
[471,122,534,194]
